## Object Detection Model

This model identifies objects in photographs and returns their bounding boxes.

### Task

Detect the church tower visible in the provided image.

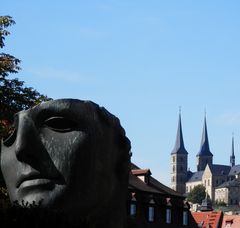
[196,115,213,171]
[230,134,235,167]
[171,110,188,194]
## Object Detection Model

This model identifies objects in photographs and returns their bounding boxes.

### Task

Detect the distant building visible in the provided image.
[170,112,240,204]
[215,177,240,205]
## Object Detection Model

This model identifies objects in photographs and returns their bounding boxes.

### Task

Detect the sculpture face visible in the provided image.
[1,99,130,216]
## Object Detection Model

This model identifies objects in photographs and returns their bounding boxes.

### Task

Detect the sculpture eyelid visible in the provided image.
[42,116,77,132]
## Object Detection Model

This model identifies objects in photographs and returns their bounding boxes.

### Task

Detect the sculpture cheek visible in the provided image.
[39,130,87,176]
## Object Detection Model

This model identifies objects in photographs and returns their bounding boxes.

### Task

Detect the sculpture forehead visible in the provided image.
[17,99,98,120]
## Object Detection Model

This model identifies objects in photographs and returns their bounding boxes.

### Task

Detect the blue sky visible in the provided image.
[2,0,240,185]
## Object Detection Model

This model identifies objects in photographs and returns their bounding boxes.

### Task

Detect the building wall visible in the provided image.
[186,181,202,193]
[215,186,240,205]
[127,191,197,228]
[202,165,213,199]
[215,188,229,204]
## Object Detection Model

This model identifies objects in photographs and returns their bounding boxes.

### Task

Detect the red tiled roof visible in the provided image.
[222,215,240,228]
[192,211,223,228]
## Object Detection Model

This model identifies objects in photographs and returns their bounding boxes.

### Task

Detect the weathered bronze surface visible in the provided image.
[1,99,131,227]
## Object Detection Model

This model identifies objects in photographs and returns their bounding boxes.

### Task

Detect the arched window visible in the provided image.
[173,166,175,172]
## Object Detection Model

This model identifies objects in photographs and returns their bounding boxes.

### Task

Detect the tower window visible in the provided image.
[173,166,175,172]
[172,156,175,162]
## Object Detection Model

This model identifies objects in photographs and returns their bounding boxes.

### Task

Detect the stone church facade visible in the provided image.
[170,112,240,204]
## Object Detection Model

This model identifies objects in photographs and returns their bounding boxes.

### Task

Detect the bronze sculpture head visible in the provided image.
[1,99,131,227]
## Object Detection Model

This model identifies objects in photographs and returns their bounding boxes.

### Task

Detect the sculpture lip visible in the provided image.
[16,172,58,189]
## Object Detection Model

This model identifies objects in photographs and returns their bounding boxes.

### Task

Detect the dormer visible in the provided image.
[131,169,152,184]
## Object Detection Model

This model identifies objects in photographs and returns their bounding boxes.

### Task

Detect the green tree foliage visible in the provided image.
[0,16,50,140]
[187,185,206,204]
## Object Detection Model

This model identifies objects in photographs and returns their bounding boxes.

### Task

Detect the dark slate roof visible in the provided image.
[228,165,240,176]
[128,173,161,194]
[187,171,204,182]
[130,163,184,198]
[196,116,213,157]
[215,178,240,189]
[187,170,194,180]
[171,113,188,155]
[131,163,140,169]
[209,164,231,176]
[148,176,184,198]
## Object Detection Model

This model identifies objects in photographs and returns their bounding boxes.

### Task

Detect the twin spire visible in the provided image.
[197,115,213,157]
[172,110,234,163]
[171,109,212,157]
[171,109,188,155]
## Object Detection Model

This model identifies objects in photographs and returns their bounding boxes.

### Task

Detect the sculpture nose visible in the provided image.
[15,112,40,162]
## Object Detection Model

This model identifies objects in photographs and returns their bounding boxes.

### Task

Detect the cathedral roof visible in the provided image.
[197,116,213,157]
[171,112,188,155]
[187,171,204,182]
[209,164,231,176]
[215,178,240,189]
[228,165,240,176]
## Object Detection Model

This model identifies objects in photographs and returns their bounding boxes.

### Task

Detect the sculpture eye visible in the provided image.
[2,127,17,147]
[43,117,77,132]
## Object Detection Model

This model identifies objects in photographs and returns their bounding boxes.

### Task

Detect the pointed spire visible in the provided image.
[230,133,235,167]
[171,109,188,154]
[197,113,213,156]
